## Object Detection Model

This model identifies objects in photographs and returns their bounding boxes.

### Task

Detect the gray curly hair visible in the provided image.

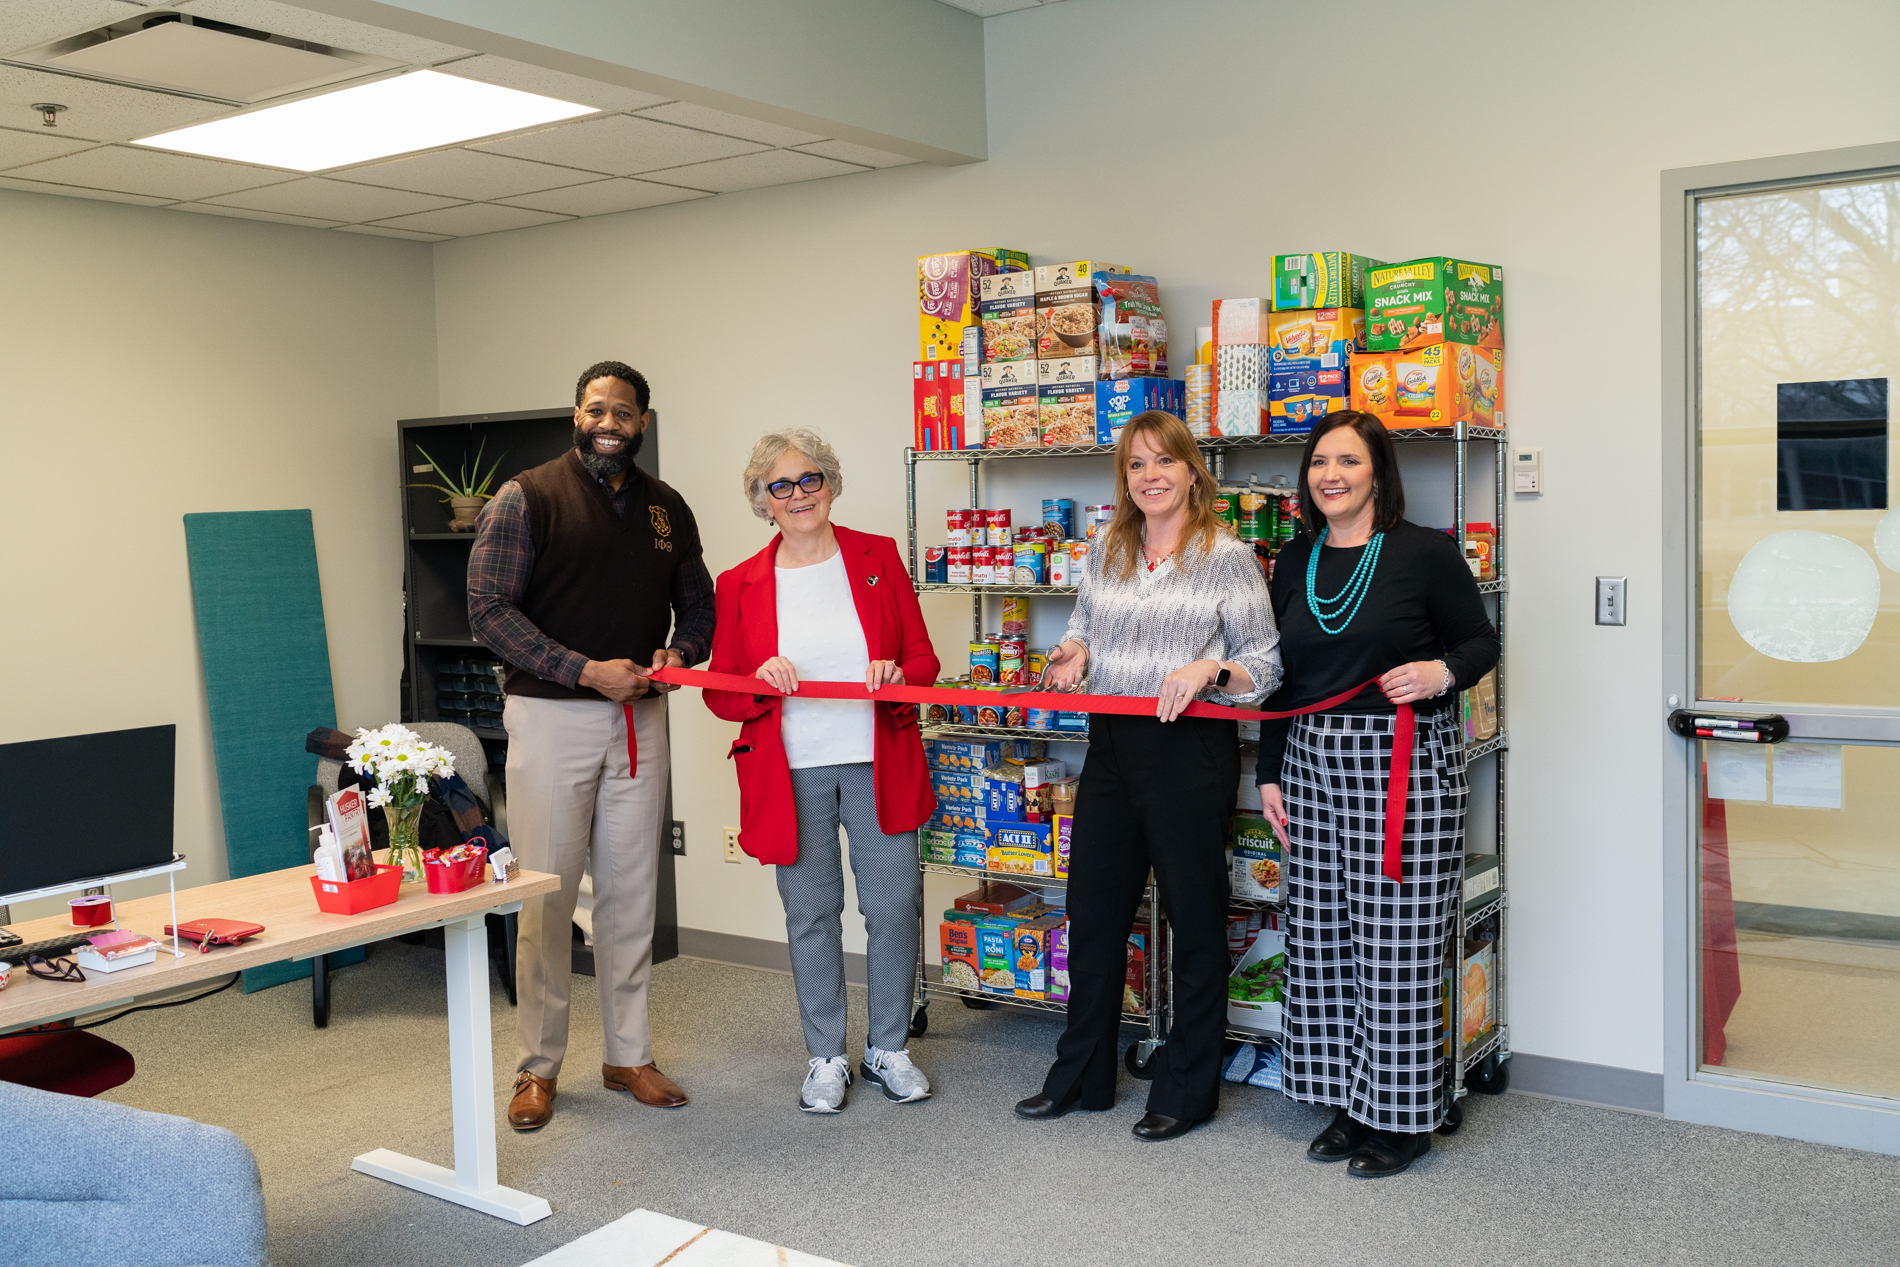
[742,427,843,520]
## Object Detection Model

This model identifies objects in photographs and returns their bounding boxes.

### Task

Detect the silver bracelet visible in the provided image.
[1434,660,1453,697]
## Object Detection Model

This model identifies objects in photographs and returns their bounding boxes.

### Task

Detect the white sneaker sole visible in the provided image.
[798,1096,844,1114]
[859,1060,931,1103]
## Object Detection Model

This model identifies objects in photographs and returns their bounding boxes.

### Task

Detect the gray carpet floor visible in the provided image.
[95,942,1900,1267]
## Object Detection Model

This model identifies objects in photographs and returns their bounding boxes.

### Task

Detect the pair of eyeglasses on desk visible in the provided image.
[24,954,85,983]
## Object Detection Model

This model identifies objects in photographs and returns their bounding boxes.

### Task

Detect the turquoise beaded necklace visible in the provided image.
[1305,525,1384,635]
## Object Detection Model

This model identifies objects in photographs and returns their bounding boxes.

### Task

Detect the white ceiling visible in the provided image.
[935,0,1069,15]
[0,0,922,240]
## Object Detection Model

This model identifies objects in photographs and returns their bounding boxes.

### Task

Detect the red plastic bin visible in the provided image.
[310,864,403,915]
[425,848,488,894]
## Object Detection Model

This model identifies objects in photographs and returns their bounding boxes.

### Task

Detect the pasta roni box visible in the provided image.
[1034,260,1130,358]
[1008,913,1066,998]
[1038,356,1099,447]
[1230,812,1283,902]
[979,358,1040,448]
[978,271,1037,363]
[1271,252,1382,311]
[975,918,1019,995]
[1096,376,1186,445]
[1364,257,1504,352]
[919,249,1029,362]
[988,821,1054,878]
[1349,343,1503,429]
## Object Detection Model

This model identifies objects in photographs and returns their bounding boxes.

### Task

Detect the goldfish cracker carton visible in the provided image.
[940,919,982,991]
[1364,257,1504,352]
[919,249,1029,362]
[1350,345,1503,429]
[978,270,1037,363]
[980,358,1040,448]
[1010,913,1065,998]
[1037,356,1099,447]
[1271,252,1382,311]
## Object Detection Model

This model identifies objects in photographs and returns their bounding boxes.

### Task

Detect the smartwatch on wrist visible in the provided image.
[1213,664,1232,690]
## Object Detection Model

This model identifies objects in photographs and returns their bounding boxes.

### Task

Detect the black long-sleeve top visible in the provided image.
[1256,519,1499,786]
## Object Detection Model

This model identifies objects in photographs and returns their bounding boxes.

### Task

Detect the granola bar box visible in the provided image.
[1271,252,1382,311]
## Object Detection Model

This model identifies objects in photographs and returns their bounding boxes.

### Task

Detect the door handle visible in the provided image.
[1666,710,1789,744]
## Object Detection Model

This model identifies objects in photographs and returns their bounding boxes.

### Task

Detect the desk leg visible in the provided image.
[352,913,552,1225]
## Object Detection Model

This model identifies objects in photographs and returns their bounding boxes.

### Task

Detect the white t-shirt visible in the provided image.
[775,550,875,769]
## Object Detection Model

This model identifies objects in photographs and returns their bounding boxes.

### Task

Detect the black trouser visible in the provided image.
[1041,712,1239,1121]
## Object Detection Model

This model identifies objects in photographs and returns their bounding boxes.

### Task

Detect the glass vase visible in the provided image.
[384,802,425,882]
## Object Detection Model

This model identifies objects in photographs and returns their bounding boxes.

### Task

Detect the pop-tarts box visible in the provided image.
[987,822,1053,877]
[1095,376,1185,444]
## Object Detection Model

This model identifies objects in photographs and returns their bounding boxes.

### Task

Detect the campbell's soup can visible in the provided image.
[1048,545,1073,587]
[971,546,994,586]
[947,509,977,547]
[998,637,1026,685]
[985,508,1012,547]
[969,639,1000,684]
[924,545,948,584]
[947,546,972,584]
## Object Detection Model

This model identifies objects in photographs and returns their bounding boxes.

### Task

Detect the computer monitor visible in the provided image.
[0,725,176,900]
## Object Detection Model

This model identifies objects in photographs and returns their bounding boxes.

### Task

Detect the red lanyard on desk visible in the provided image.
[628,668,1417,883]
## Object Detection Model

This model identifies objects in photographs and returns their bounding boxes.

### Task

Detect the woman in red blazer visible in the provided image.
[704,428,939,1115]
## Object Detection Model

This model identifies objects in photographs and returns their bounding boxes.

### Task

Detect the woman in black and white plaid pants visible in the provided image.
[1256,411,1499,1179]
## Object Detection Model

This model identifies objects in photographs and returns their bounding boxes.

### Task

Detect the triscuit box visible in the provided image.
[988,821,1054,877]
[980,358,1041,448]
[1349,345,1503,429]
[978,270,1038,363]
[919,249,1029,362]
[1034,262,1130,358]
[940,920,981,991]
[1229,812,1282,902]
[1096,377,1185,445]
[1226,924,1287,1036]
[1008,913,1065,998]
[1038,356,1099,447]
[1272,252,1382,311]
[1364,257,1504,352]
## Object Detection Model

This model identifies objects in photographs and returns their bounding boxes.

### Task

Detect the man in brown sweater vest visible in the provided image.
[468,360,715,1130]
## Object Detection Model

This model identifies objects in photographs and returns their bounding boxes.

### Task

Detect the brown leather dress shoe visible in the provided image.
[602,1062,689,1108]
[508,1071,556,1131]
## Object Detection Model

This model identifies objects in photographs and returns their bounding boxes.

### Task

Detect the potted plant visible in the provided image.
[345,724,456,882]
[410,438,509,532]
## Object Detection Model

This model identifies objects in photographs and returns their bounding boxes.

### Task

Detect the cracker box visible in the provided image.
[1096,273,1168,378]
[1229,812,1283,902]
[980,358,1041,448]
[987,821,1054,877]
[1034,262,1130,359]
[919,249,1029,361]
[978,271,1038,363]
[1038,355,1099,446]
[975,919,1018,995]
[1349,344,1503,429]
[940,919,982,991]
[1049,920,1070,1002]
[1364,257,1504,352]
[1271,252,1381,311]
[1096,376,1186,445]
[1226,923,1287,1036]
[1053,812,1073,878]
[1009,913,1065,998]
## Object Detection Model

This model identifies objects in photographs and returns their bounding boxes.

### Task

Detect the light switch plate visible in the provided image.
[1514,447,1542,493]
[1597,576,1627,626]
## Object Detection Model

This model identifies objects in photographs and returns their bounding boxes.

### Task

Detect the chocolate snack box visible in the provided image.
[1271,252,1382,311]
[1038,356,1099,447]
[919,249,1029,362]
[979,358,1041,448]
[978,270,1038,363]
[1364,257,1504,352]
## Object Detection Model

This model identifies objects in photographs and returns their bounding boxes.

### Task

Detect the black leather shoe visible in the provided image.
[1348,1128,1431,1178]
[1131,1111,1204,1141]
[1014,1094,1079,1120]
[1307,1107,1371,1162]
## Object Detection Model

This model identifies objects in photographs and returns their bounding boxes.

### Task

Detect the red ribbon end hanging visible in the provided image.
[624,703,638,779]
[1383,702,1415,884]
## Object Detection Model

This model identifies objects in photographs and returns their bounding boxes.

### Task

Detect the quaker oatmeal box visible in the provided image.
[980,359,1041,447]
[978,271,1038,363]
[1034,261,1130,359]
[1038,356,1099,446]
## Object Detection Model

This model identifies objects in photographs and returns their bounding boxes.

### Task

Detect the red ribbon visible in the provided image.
[632,666,1419,884]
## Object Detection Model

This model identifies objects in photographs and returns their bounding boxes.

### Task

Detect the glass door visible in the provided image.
[1695,174,1900,1106]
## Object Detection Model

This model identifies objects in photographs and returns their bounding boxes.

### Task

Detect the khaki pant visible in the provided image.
[505,693,669,1078]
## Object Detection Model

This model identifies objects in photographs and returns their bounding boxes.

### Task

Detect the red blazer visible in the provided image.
[704,524,940,865]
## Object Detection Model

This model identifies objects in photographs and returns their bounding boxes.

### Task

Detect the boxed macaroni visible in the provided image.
[1095,273,1168,379]
[1229,812,1282,902]
[919,248,1029,361]
[1096,377,1186,445]
[1349,344,1503,429]
[1038,356,1099,447]
[1364,257,1504,352]
[979,358,1040,448]
[978,270,1037,363]
[1008,913,1066,998]
[1034,261,1130,359]
[1272,252,1382,311]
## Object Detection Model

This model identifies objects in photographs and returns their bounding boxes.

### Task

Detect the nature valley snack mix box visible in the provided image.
[1229,812,1282,902]
[1349,344,1503,429]
[978,270,1038,363]
[1364,257,1504,352]
[1037,356,1099,447]
[1034,261,1130,358]
[980,358,1041,448]
[919,249,1029,362]
[1272,252,1381,311]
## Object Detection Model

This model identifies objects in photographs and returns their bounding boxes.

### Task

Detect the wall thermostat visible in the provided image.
[1513,447,1542,493]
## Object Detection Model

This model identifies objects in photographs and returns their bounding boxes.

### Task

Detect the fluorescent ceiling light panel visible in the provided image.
[133,70,595,172]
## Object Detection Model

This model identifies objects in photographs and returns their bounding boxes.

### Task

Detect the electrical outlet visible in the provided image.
[667,821,686,856]
[723,827,742,864]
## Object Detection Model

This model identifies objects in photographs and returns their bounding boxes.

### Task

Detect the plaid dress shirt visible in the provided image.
[467,473,715,687]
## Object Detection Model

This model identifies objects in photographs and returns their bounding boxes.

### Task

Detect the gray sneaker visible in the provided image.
[799,1056,851,1114]
[861,1046,932,1103]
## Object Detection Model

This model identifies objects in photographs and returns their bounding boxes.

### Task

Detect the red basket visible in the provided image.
[310,864,403,915]
[425,848,488,894]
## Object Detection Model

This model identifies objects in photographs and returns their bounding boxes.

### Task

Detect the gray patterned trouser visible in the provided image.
[779,762,923,1058]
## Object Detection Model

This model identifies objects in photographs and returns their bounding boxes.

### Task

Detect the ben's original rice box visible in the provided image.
[1034,262,1130,359]
[1364,257,1504,352]
[1096,376,1185,445]
[978,270,1037,363]
[980,358,1040,448]
[1272,252,1381,311]
[919,249,1029,361]
[988,822,1054,877]
[1038,356,1098,447]
[940,919,981,991]
[1350,344,1503,429]
[1230,812,1283,902]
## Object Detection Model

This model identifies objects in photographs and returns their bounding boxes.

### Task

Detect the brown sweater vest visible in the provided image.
[507,449,696,702]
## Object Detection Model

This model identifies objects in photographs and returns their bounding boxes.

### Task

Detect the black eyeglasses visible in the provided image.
[26,954,85,983]
[766,472,826,499]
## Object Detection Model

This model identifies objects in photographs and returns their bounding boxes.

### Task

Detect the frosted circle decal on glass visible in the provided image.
[1727,530,1880,662]
[1875,508,1900,572]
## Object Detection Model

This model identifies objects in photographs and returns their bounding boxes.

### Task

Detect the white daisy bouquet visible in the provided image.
[344,724,456,880]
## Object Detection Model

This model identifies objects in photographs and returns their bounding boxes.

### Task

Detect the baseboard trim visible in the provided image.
[1506,1052,1664,1115]
[677,927,867,986]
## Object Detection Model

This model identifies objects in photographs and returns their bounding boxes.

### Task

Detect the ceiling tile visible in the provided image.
[336,223,449,242]
[205,176,460,222]
[371,203,570,237]
[644,149,863,194]
[634,102,827,147]
[176,0,473,63]
[0,175,173,206]
[472,114,764,176]
[6,145,294,200]
[937,0,1048,13]
[497,178,710,217]
[0,125,96,170]
[0,63,237,143]
[336,148,595,199]
[792,139,914,169]
[433,55,671,113]
[0,1,139,58]
[174,203,341,228]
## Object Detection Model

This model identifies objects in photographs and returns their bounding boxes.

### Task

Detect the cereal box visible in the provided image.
[1049,920,1070,1002]
[940,919,981,991]
[987,822,1054,877]
[1230,812,1282,902]
[980,358,1040,448]
[1009,914,1065,998]
[919,249,1029,361]
[1364,257,1504,352]
[978,270,1037,363]
[976,919,1018,995]
[1349,344,1503,429]
[912,361,945,451]
[1053,812,1073,878]
[1038,356,1099,446]
[1226,923,1287,1035]
[1096,376,1185,445]
[1034,262,1130,359]
[1095,274,1168,379]
[1271,252,1381,311]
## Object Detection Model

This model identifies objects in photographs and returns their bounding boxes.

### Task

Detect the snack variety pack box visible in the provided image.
[1096,273,1168,378]
[928,737,1043,770]
[1272,252,1381,311]
[978,270,1038,363]
[1095,376,1186,445]
[1038,355,1099,446]
[919,249,1029,361]
[1266,307,1363,434]
[1349,343,1502,429]
[988,821,1054,877]
[979,358,1040,448]
[1364,257,1505,352]
[1229,812,1283,902]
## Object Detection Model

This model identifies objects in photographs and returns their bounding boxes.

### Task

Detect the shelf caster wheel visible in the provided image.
[1436,1097,1464,1136]
[960,995,994,1010]
[1124,1042,1159,1080]
[908,1003,929,1038]
[1469,1053,1509,1096]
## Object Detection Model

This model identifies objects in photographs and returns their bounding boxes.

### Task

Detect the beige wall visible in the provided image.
[0,192,437,916]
